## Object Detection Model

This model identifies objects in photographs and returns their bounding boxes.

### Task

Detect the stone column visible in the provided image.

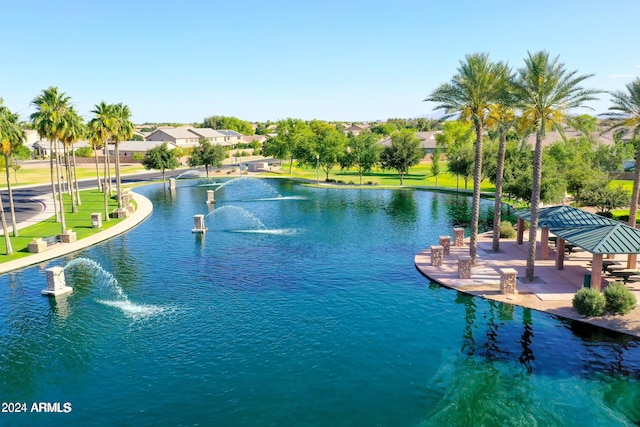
[458,255,472,279]
[499,268,518,294]
[192,214,207,233]
[453,228,465,247]
[439,236,451,255]
[91,213,102,228]
[169,178,176,189]
[541,227,549,260]
[206,190,215,204]
[42,266,73,296]
[430,245,444,266]
[59,229,77,243]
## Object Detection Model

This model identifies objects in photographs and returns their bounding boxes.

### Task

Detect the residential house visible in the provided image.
[379,130,442,156]
[145,128,201,148]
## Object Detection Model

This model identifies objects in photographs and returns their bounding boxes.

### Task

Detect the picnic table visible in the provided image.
[608,269,640,283]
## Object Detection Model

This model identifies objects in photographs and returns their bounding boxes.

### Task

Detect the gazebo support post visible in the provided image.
[517,218,525,245]
[556,238,565,270]
[541,228,549,260]
[591,254,603,292]
[627,253,637,269]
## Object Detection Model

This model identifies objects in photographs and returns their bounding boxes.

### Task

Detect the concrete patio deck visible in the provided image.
[415,231,640,338]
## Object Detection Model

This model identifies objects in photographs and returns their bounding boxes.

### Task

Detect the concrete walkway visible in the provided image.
[0,191,153,275]
[415,232,640,338]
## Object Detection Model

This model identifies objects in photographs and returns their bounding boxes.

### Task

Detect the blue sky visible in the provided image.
[1,0,639,124]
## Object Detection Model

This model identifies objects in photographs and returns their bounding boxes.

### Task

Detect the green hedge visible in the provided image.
[604,282,637,315]
[573,288,606,317]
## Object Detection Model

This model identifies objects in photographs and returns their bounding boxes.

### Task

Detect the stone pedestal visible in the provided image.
[453,228,465,247]
[192,214,207,233]
[169,178,176,189]
[458,255,472,279]
[439,236,451,255]
[42,266,72,296]
[206,190,215,204]
[430,245,444,266]
[28,238,47,253]
[499,268,518,294]
[91,213,102,228]
[126,203,135,214]
[120,190,132,205]
[58,229,77,244]
[113,207,130,219]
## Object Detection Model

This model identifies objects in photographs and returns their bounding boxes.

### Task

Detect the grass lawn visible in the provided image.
[0,162,146,189]
[264,162,497,192]
[0,189,128,262]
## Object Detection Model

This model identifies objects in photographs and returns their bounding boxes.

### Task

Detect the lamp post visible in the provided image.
[316,154,320,185]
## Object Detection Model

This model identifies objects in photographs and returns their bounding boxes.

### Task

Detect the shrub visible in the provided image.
[499,221,516,239]
[572,288,606,317]
[604,282,637,315]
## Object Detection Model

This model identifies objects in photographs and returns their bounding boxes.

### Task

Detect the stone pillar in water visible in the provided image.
[169,178,176,189]
[192,214,207,233]
[42,266,73,296]
[206,190,215,204]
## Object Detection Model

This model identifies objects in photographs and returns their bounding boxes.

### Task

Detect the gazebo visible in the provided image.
[514,206,640,290]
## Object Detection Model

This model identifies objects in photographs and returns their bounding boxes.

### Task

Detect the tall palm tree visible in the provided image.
[110,103,134,210]
[0,101,26,237]
[90,102,115,222]
[60,108,85,211]
[31,86,71,233]
[426,53,507,263]
[605,77,640,267]
[486,66,516,252]
[86,121,104,192]
[512,51,600,281]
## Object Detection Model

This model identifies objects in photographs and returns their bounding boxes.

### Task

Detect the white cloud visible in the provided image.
[608,73,635,79]
[636,65,640,69]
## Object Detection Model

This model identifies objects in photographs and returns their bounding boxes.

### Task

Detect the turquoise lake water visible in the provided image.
[1,178,639,426]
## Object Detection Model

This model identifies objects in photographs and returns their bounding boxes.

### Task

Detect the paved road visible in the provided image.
[0,159,276,226]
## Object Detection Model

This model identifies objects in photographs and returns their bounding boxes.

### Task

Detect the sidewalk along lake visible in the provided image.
[1,178,639,426]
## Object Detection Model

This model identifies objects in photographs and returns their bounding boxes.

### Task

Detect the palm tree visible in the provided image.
[605,77,640,267]
[90,102,115,222]
[0,101,26,237]
[110,103,134,210]
[31,86,71,233]
[512,51,600,281]
[60,108,85,212]
[86,121,104,192]
[486,66,516,252]
[426,53,508,263]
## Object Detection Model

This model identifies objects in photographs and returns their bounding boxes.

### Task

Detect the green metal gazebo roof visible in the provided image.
[514,205,640,255]
[514,205,618,228]
[550,223,640,255]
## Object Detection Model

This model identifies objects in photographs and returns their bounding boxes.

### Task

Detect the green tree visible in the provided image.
[436,121,475,190]
[512,51,600,281]
[606,77,640,264]
[89,102,115,222]
[0,101,24,245]
[201,115,254,135]
[340,131,381,184]
[577,183,630,214]
[379,129,422,185]
[188,139,226,177]
[297,120,348,181]
[31,86,71,232]
[430,145,442,187]
[426,53,508,262]
[110,103,134,210]
[370,123,397,136]
[60,108,85,212]
[262,118,312,174]
[142,143,179,181]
